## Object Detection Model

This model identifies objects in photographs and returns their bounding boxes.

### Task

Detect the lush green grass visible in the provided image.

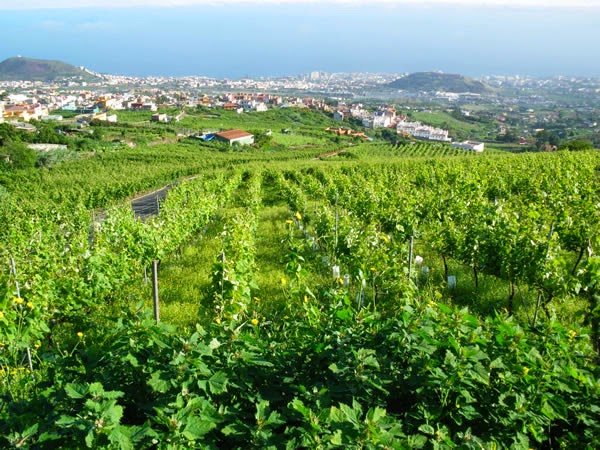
[177,107,339,134]
[2,106,599,448]
[270,131,328,147]
[411,110,488,139]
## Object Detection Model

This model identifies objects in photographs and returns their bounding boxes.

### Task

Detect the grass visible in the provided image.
[411,110,488,139]
[152,184,590,333]
[25,107,591,334]
[270,132,328,147]
[177,108,339,135]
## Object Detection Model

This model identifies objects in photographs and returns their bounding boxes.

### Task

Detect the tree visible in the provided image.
[0,141,37,170]
[559,139,594,152]
[0,123,25,145]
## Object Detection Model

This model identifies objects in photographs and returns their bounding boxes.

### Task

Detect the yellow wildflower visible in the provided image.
[303,295,308,303]
[523,367,530,376]
[77,332,84,338]
[295,211,302,221]
[285,219,293,224]
[280,277,287,286]
[370,267,376,272]
[26,301,34,309]
[0,311,4,319]
[34,343,40,349]
[14,297,24,305]
[216,318,221,325]
[568,330,577,339]
[253,297,260,303]
[251,318,259,326]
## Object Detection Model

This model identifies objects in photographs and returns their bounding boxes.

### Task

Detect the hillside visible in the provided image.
[387,71,491,93]
[0,56,101,82]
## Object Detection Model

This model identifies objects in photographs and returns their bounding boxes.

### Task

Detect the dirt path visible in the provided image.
[315,148,348,159]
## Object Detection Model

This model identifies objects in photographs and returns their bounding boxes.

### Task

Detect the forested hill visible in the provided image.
[0,56,101,81]
[387,72,491,93]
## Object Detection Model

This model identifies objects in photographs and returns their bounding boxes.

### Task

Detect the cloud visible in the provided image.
[75,21,115,32]
[39,20,66,30]
[1,0,599,9]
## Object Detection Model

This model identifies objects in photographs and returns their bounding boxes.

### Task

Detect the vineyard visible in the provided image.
[1,113,600,448]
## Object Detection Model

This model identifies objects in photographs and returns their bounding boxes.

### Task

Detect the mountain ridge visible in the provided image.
[0,56,102,82]
[387,72,491,94]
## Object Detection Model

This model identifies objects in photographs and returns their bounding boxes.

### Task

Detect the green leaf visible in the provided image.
[329,406,345,423]
[183,416,216,439]
[108,426,133,450]
[336,308,353,321]
[256,399,269,422]
[85,429,95,448]
[105,403,124,425]
[290,399,310,418]
[208,371,228,394]
[328,363,341,374]
[330,429,343,445]
[366,406,387,424]
[444,350,457,367]
[125,353,139,367]
[339,402,361,427]
[418,424,435,435]
[149,371,170,394]
[56,415,78,427]
[490,357,505,369]
[65,383,88,399]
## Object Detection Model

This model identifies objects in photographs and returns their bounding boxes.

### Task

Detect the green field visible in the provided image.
[410,110,492,140]
[1,108,599,449]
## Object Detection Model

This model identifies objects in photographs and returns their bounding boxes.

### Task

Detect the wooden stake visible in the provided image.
[533,222,554,328]
[10,258,34,375]
[152,260,160,323]
[408,235,414,280]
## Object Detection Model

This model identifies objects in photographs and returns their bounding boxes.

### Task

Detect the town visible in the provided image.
[1,65,599,152]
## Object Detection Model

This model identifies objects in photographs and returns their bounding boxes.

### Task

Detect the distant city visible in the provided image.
[2,61,599,151]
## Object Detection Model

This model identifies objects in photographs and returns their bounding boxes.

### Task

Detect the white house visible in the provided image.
[452,141,485,152]
[151,113,169,123]
[215,129,255,146]
[397,120,451,142]
[372,112,392,128]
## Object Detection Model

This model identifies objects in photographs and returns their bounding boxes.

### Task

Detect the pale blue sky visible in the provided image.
[0,1,598,78]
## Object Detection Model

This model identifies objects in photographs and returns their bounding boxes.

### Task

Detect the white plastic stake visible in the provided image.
[448,275,457,289]
[11,258,34,375]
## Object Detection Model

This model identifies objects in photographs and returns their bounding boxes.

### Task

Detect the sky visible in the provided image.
[0,0,599,78]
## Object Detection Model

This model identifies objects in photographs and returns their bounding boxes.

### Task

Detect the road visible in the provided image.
[130,185,171,219]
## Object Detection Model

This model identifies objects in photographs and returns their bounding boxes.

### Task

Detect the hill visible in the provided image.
[387,72,491,93]
[0,56,101,82]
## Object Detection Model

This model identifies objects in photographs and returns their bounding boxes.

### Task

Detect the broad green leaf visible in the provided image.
[149,371,170,394]
[65,383,88,399]
[208,371,228,394]
[183,416,216,439]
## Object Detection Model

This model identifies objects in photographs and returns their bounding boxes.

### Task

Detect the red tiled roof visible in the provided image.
[215,129,253,141]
